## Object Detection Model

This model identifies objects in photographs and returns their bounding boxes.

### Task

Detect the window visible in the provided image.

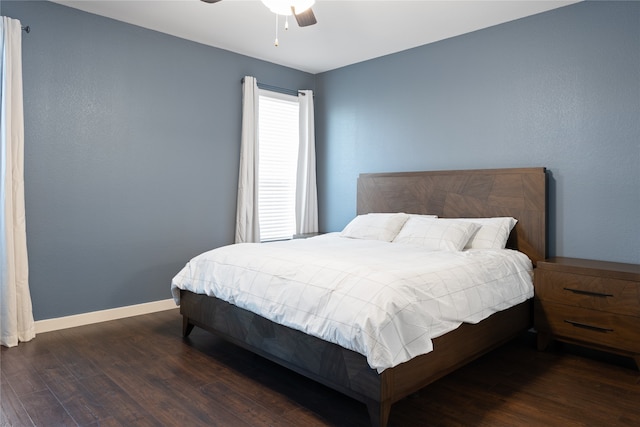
[258,90,299,241]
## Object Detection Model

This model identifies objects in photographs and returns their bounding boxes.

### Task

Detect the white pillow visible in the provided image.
[340,213,409,242]
[392,217,481,251]
[451,217,518,249]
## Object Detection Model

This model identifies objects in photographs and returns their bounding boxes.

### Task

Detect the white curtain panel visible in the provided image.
[296,90,318,234]
[235,76,261,243]
[1,16,35,347]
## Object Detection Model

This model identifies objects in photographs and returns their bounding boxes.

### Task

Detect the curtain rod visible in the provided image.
[22,26,30,33]
[258,82,305,97]
[241,77,305,97]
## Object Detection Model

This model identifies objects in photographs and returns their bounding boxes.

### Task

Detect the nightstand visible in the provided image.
[534,257,640,369]
[293,232,324,239]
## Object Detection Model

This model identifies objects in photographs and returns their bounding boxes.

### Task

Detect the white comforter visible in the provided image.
[171,233,533,372]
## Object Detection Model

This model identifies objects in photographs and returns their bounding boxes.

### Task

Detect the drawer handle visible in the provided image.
[563,287,613,298]
[564,320,613,333]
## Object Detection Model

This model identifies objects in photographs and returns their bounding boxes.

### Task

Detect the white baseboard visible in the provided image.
[35,298,178,334]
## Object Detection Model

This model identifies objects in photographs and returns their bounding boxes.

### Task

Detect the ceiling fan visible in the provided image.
[201,0,317,28]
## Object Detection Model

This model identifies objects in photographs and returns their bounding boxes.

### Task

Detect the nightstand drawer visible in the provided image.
[535,302,640,353]
[535,270,640,316]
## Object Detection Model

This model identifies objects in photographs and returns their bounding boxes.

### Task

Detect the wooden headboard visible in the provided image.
[357,167,547,265]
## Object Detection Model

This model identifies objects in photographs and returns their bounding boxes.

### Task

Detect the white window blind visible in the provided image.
[258,90,299,242]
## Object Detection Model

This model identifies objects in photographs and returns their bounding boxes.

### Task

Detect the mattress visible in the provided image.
[171,233,533,372]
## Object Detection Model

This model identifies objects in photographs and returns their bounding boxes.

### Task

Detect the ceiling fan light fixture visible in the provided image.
[261,0,315,16]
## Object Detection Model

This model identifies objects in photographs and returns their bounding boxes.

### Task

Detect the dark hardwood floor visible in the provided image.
[1,309,639,426]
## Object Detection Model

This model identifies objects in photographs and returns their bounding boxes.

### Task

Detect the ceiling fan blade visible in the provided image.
[292,7,317,27]
[200,0,222,3]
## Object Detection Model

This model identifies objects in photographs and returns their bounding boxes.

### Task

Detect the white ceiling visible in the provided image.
[52,0,580,74]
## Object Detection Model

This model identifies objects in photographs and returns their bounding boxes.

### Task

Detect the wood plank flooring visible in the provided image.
[1,309,639,426]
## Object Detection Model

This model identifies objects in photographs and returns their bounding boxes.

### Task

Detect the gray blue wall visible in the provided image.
[315,1,639,265]
[2,1,639,321]
[1,1,315,320]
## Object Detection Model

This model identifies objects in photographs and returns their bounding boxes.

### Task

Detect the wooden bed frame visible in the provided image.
[180,167,548,427]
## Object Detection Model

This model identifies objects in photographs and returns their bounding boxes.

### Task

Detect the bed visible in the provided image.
[173,167,547,427]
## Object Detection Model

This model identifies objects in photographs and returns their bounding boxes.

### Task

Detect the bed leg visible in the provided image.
[536,331,551,351]
[366,399,391,427]
[182,316,194,337]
